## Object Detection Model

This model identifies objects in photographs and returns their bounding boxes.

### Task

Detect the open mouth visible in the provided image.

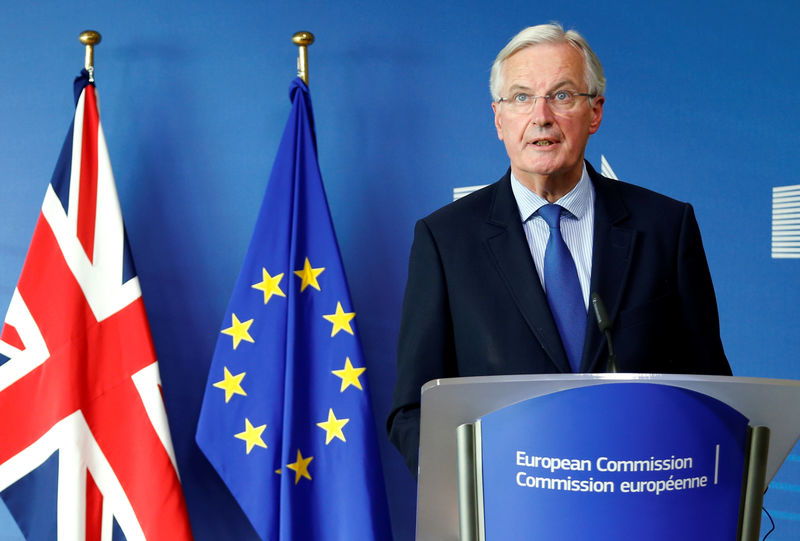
[532,139,557,147]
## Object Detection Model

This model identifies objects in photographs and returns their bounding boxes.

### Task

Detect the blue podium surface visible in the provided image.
[479,384,747,539]
[416,374,800,541]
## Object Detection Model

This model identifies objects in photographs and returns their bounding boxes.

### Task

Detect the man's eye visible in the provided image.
[553,90,571,101]
[513,93,530,103]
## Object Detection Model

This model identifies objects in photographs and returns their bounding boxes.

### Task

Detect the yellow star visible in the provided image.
[332,357,366,392]
[316,408,350,445]
[220,313,254,350]
[286,449,313,484]
[322,302,355,337]
[294,258,325,292]
[212,366,247,403]
[251,268,285,304]
[234,418,267,454]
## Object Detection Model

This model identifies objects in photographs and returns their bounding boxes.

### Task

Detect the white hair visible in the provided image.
[489,23,606,102]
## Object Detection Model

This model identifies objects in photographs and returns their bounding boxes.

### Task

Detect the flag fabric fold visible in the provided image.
[0,70,194,540]
[196,77,392,541]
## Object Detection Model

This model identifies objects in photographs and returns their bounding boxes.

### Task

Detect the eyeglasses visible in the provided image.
[497,89,595,114]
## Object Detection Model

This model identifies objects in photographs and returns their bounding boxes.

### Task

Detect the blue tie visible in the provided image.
[539,204,586,372]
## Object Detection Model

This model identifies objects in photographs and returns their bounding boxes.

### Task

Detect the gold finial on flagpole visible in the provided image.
[79,30,102,82]
[292,31,315,85]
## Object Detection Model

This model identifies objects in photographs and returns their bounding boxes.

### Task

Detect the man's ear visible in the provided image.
[588,96,604,134]
[492,101,504,141]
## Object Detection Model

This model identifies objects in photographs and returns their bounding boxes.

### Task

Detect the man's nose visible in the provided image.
[530,96,554,126]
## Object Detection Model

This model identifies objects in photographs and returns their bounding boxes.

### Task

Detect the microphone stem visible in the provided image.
[604,329,618,373]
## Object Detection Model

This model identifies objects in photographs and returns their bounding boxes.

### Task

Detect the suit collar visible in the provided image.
[485,170,572,373]
[583,162,637,372]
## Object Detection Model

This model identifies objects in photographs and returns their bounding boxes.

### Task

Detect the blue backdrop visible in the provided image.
[1,1,799,540]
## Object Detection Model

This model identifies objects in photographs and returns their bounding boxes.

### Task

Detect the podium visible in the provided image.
[415,374,800,540]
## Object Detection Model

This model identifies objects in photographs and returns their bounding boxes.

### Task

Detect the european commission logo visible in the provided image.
[772,185,800,259]
[452,155,619,201]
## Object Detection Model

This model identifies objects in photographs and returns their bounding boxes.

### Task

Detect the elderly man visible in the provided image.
[387,23,732,475]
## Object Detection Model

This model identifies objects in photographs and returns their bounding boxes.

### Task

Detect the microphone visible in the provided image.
[591,293,618,373]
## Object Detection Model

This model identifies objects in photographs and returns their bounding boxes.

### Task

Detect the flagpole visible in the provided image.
[292,31,314,85]
[79,30,101,82]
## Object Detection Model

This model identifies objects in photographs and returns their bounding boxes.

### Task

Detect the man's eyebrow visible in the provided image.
[506,79,580,94]
[507,84,533,94]
[550,79,577,89]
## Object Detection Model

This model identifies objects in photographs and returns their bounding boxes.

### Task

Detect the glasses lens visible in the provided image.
[549,91,575,111]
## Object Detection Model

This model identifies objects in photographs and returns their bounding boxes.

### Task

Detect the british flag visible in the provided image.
[0,71,194,540]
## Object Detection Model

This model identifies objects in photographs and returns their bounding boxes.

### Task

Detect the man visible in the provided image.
[387,24,732,475]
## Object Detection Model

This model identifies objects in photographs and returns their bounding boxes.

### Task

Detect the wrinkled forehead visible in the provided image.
[501,42,587,91]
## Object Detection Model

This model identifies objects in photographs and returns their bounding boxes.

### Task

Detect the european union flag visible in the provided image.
[196,78,392,541]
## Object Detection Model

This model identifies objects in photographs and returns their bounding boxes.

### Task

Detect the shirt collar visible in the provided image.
[510,164,592,222]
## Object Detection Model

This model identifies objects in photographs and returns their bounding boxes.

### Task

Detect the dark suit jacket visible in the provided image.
[387,162,731,474]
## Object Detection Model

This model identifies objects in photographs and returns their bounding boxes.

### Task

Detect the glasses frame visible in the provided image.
[496,90,596,114]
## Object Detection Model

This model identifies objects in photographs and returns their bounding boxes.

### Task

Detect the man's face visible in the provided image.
[492,42,604,187]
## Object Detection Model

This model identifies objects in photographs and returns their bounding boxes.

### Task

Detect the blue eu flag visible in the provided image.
[196,78,392,541]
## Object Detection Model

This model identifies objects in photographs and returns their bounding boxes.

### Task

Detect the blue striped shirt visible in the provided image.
[510,166,595,309]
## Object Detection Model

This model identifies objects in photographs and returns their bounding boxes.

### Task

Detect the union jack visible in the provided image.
[0,71,193,540]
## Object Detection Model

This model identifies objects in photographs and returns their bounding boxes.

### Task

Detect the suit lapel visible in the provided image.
[583,165,637,373]
[483,172,571,373]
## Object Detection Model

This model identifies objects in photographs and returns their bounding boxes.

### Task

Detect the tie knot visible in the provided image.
[538,204,563,229]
